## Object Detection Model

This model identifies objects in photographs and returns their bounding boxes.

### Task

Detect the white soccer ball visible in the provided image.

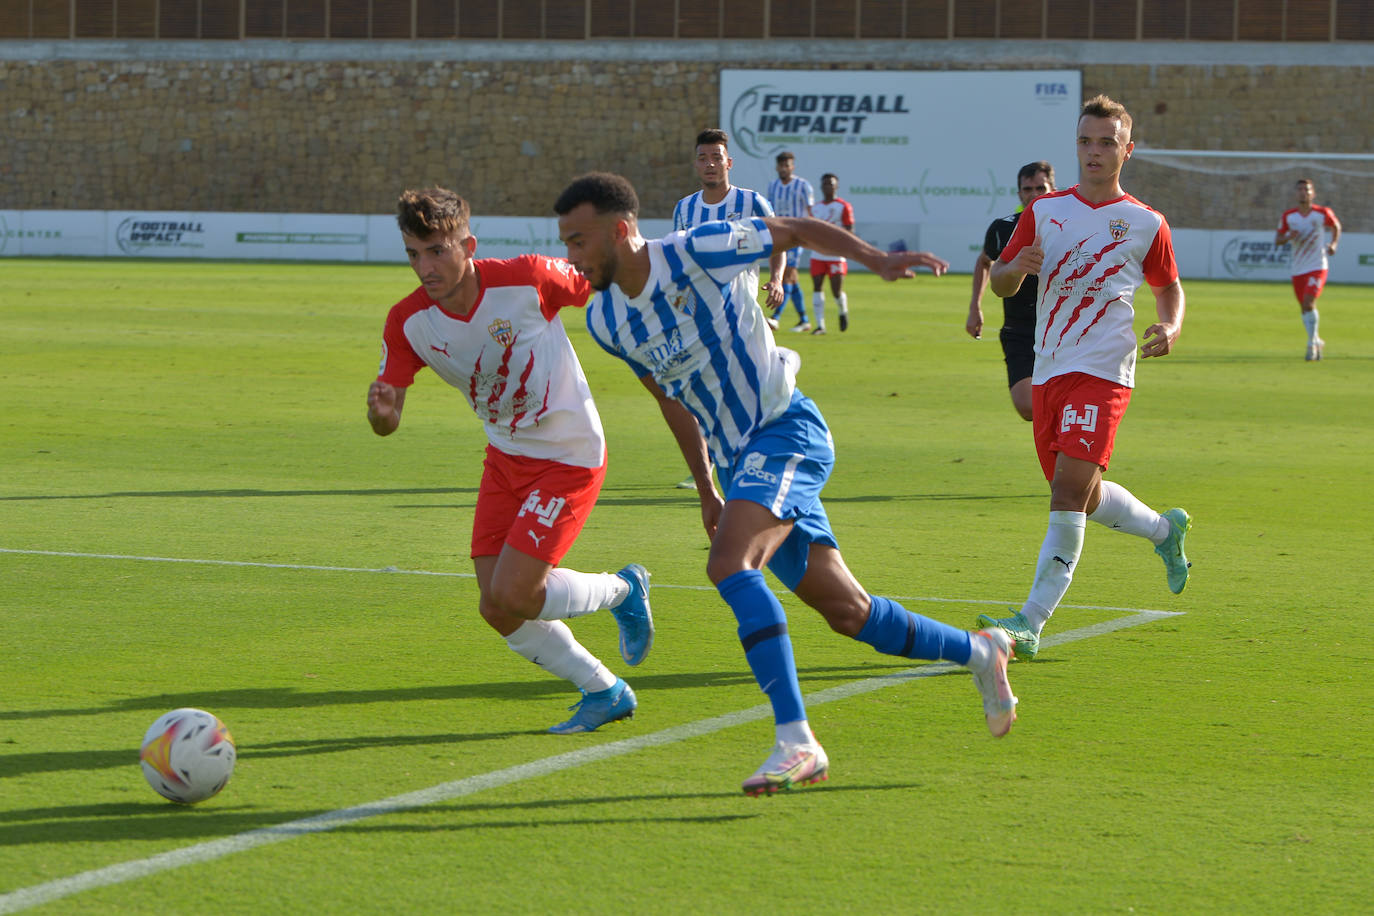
[139,708,237,804]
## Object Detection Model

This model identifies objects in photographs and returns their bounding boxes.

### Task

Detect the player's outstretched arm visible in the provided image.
[766,216,948,281]
[367,380,406,436]
[1141,279,1185,359]
[638,375,723,539]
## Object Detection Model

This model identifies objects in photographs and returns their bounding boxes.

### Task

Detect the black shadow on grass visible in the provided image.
[0,661,915,724]
[0,784,920,846]
[0,662,924,777]
[0,730,539,779]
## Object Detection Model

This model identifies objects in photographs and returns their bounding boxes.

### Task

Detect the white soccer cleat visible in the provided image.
[971,628,1018,737]
[741,739,829,796]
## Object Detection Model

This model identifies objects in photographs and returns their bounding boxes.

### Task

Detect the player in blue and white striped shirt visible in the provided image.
[673,129,785,312]
[667,129,787,490]
[765,151,815,331]
[555,172,1018,796]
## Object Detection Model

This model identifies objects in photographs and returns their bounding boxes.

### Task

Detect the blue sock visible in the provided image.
[856,595,972,665]
[718,569,806,725]
[789,283,807,321]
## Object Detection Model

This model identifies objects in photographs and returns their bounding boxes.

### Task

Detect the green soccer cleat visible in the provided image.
[1154,508,1192,594]
[975,610,1040,661]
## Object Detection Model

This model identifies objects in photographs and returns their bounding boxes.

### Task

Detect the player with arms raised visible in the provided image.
[981,95,1193,660]
[367,187,653,734]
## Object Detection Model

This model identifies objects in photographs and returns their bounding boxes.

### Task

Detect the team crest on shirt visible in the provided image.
[488,318,515,347]
[670,287,698,316]
[1109,218,1129,241]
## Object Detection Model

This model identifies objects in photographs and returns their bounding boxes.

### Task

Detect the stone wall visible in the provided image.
[2,42,1369,229]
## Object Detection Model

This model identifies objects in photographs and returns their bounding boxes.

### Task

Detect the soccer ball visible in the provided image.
[139,708,237,804]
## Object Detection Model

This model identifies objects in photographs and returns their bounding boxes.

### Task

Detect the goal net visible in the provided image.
[1126,150,1374,232]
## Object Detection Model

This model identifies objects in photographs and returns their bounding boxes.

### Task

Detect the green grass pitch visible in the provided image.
[1,259,1371,913]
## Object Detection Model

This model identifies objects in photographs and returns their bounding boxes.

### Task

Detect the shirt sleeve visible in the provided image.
[684,219,773,285]
[377,301,425,387]
[530,254,592,318]
[1141,218,1180,288]
[841,201,855,229]
[998,204,1038,263]
[983,219,1004,260]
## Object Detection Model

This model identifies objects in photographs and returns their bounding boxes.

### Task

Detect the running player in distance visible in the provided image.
[1275,177,1341,361]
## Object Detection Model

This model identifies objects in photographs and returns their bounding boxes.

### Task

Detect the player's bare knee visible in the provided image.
[819,600,867,637]
[482,580,541,622]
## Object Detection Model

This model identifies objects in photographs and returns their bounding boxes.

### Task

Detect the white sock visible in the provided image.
[538,568,629,620]
[1303,309,1319,342]
[812,292,825,328]
[1089,480,1170,543]
[966,630,992,671]
[837,292,848,316]
[777,719,814,747]
[1021,510,1086,633]
[504,619,616,692]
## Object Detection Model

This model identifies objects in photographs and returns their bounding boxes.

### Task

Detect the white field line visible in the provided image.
[0,547,1174,613]
[0,609,1181,913]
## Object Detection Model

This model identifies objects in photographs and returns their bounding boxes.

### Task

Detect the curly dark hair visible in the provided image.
[552,172,640,217]
[696,128,729,148]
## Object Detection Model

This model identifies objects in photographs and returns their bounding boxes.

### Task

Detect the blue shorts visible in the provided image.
[783,247,801,270]
[719,391,839,591]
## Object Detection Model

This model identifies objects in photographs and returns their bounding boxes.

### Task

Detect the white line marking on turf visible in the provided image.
[0,547,1175,613]
[0,609,1181,913]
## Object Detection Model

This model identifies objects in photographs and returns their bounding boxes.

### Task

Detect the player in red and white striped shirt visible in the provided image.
[1275,178,1341,361]
[367,187,654,735]
[981,95,1193,661]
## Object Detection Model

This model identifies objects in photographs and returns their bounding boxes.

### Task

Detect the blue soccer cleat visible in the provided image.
[548,678,637,735]
[611,564,654,666]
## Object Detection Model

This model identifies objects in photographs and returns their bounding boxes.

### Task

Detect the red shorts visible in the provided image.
[1292,270,1327,303]
[470,445,606,564]
[809,257,848,278]
[1032,373,1132,481]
